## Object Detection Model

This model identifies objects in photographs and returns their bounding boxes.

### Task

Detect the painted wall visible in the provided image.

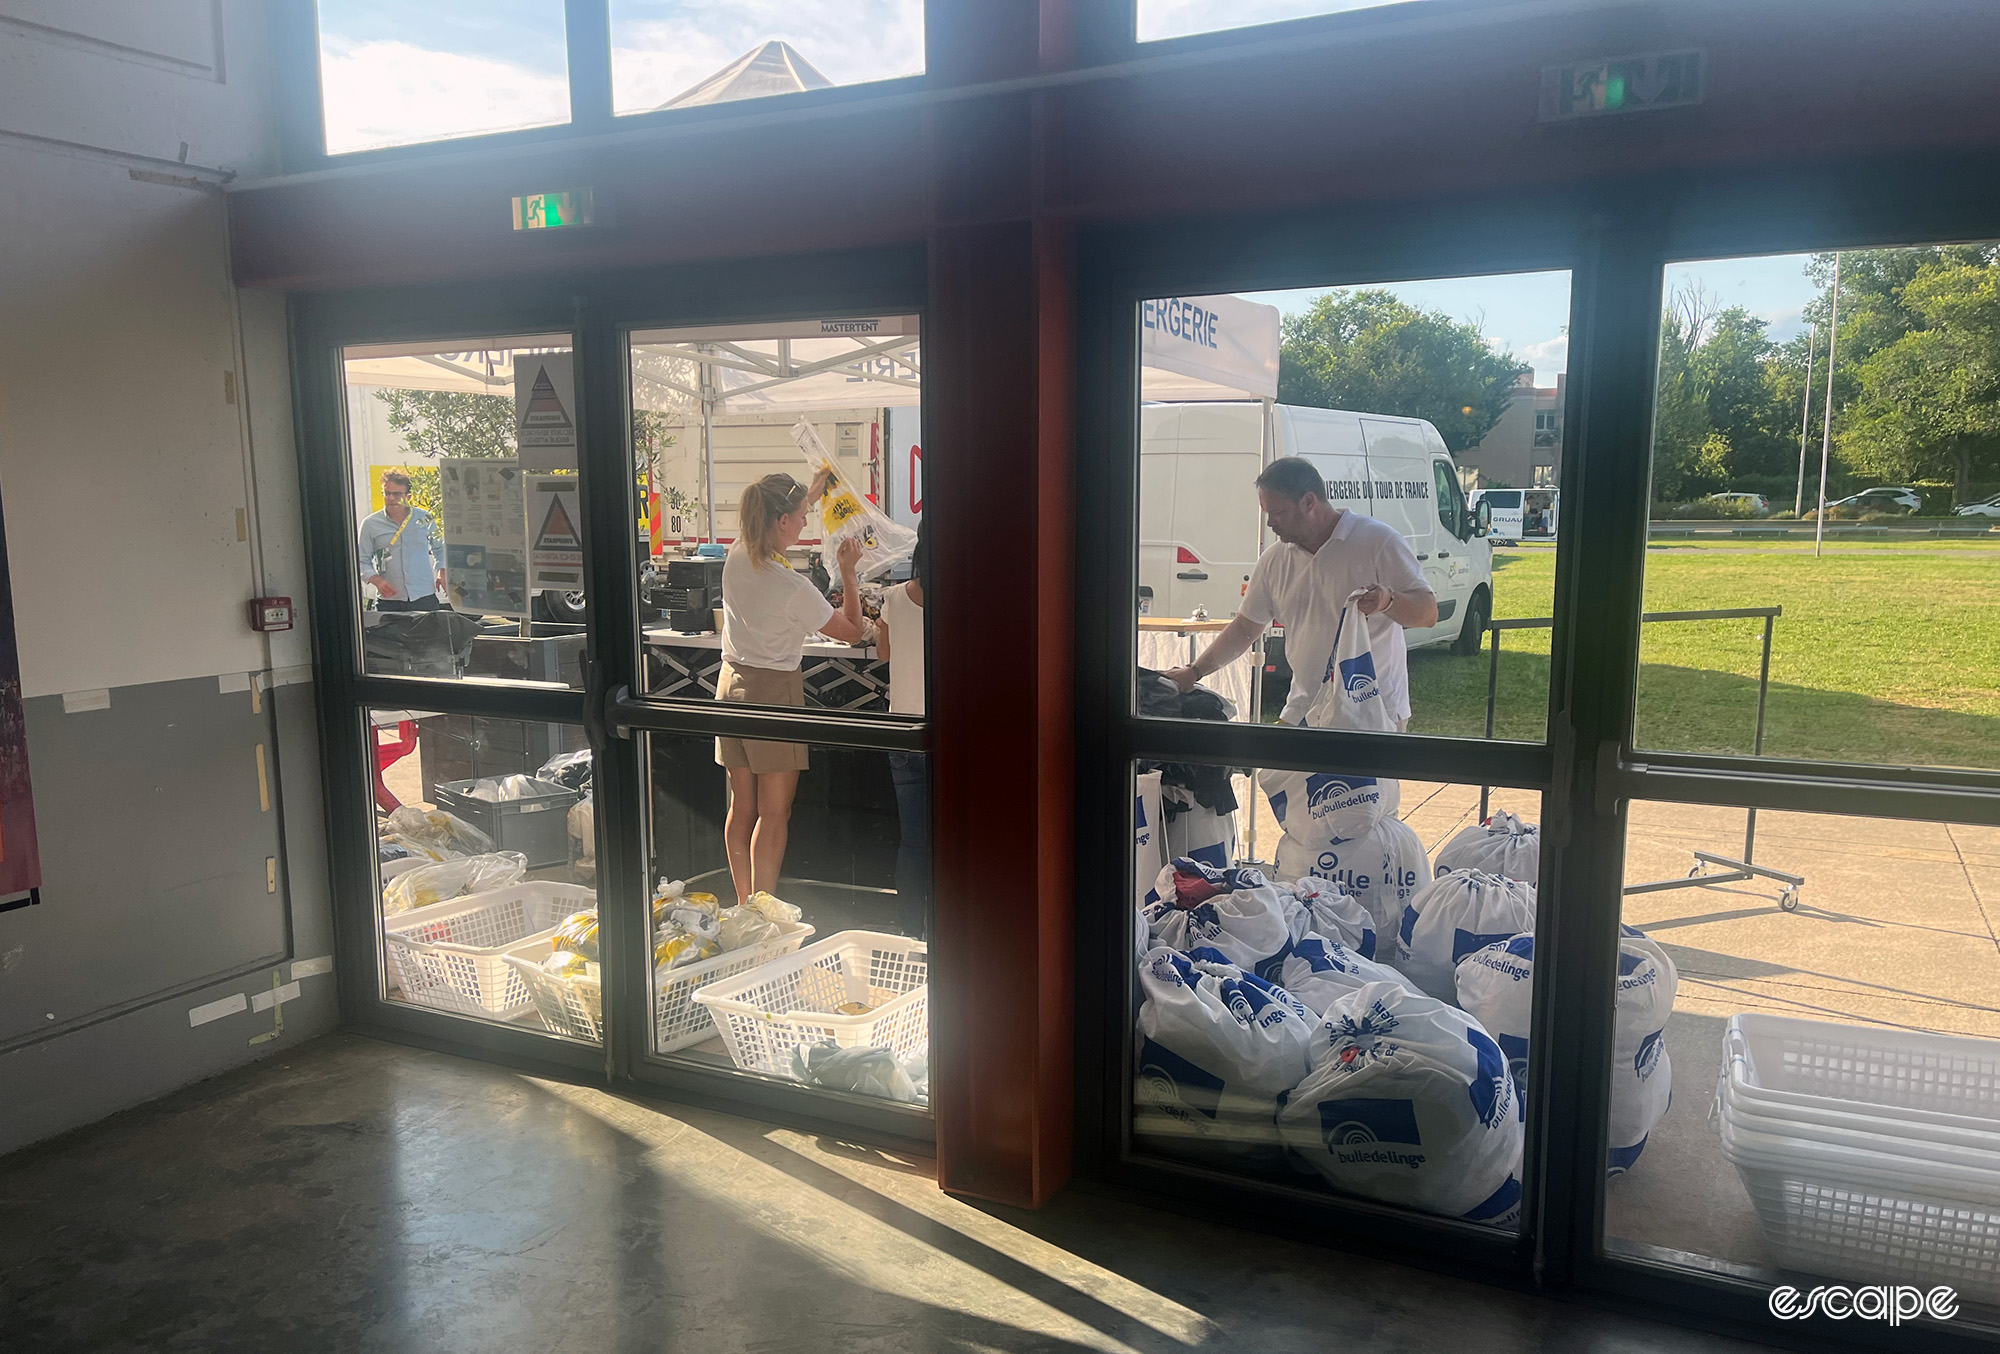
[0,1,336,1155]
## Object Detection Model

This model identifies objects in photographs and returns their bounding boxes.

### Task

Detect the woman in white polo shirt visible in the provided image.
[717,471,866,902]
[873,517,927,937]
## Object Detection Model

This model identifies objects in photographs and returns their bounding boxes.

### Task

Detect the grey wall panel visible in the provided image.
[0,678,288,1043]
[0,677,338,1154]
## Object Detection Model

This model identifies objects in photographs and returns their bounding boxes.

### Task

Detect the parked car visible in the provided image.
[1704,492,1770,514]
[1825,486,1922,514]
[1952,493,2000,518]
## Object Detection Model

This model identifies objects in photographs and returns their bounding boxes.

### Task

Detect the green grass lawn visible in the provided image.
[1405,544,2000,767]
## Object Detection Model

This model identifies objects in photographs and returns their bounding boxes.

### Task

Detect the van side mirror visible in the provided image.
[1474,500,1492,538]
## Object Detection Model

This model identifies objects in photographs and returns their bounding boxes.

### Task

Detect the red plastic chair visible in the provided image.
[373,720,419,812]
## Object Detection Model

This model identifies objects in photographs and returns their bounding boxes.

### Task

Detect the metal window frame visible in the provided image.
[292,243,937,1146]
[1075,151,2000,1348]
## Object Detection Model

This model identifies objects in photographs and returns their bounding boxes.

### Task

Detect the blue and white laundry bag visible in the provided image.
[1277,981,1524,1224]
[1141,858,1295,979]
[1277,934,1410,1019]
[1134,946,1315,1158]
[1367,815,1430,958]
[1278,875,1377,959]
[1261,597,1402,861]
[1452,926,1677,1174]
[1397,869,1538,1000]
[1434,808,1540,885]
[1135,770,1166,910]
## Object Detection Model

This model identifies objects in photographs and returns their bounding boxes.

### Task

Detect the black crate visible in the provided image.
[434,778,581,868]
[657,585,710,612]
[667,606,715,632]
[666,557,726,588]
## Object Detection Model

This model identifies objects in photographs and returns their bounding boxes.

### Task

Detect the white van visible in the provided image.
[1139,402,1493,655]
[1468,487,1558,544]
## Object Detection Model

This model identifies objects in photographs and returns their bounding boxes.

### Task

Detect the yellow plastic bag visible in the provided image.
[792,418,917,580]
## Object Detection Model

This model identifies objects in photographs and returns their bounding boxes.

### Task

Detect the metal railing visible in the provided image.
[1479,605,1803,907]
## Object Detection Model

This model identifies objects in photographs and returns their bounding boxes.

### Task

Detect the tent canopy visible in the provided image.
[631,316,921,417]
[1140,292,1281,401]
[659,41,833,110]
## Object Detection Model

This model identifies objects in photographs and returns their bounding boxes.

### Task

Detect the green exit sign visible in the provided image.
[1541,50,1706,122]
[511,188,594,231]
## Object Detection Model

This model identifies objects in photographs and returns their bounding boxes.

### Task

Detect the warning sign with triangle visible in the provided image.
[535,492,581,552]
[515,354,578,465]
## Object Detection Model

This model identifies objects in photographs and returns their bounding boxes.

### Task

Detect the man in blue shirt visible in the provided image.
[359,470,446,611]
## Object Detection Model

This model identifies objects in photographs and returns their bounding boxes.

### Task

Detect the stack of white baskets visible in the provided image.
[1719,1012,2000,1304]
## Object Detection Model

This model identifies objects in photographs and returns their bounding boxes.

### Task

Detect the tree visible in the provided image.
[1649,293,1718,499]
[1277,290,1529,451]
[375,389,518,525]
[1843,261,2000,501]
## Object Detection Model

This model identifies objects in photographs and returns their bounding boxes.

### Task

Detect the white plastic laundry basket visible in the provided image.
[503,937,603,1041]
[382,882,594,1017]
[652,922,816,1054]
[692,930,927,1079]
[1718,1014,2000,1301]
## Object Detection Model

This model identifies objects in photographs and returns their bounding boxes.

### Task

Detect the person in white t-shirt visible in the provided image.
[716,471,868,901]
[1165,456,1437,730]
[874,517,928,937]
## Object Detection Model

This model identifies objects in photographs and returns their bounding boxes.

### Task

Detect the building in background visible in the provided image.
[1459,374,1564,490]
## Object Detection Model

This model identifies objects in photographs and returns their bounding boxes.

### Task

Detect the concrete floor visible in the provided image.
[0,1034,1781,1354]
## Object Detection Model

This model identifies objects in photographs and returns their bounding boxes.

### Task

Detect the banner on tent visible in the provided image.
[1141,293,1281,401]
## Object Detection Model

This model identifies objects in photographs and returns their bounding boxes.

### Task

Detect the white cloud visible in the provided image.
[1515,335,1569,384]
[320,38,571,154]
[609,1,924,114]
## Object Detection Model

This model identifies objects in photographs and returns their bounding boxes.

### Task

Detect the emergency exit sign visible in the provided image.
[511,188,594,231]
[1541,49,1706,122]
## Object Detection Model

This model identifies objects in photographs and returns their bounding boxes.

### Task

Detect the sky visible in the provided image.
[1138,0,1432,42]
[315,0,924,153]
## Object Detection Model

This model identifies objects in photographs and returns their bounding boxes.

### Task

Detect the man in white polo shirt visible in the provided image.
[1164,456,1438,730]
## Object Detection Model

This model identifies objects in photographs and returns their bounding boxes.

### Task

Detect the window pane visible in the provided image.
[1132,755,1542,1231]
[372,709,599,1044]
[631,318,924,718]
[1607,801,1998,1325]
[1638,247,2000,771]
[1135,273,1570,743]
[645,733,929,1107]
[1139,1,1443,43]
[316,1,571,154]
[343,336,586,690]
[610,1,924,117]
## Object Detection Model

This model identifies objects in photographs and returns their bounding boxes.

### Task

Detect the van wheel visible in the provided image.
[1452,587,1489,656]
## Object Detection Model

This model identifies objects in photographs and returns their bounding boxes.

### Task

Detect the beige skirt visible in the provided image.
[713,661,808,773]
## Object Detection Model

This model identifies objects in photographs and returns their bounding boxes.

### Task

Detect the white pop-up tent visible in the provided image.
[631,317,922,541]
[1140,293,1281,403]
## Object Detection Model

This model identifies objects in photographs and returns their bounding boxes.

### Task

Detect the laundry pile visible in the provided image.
[1132,805,1677,1224]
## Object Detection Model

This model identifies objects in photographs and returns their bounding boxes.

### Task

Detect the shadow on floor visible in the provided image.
[0,1034,1784,1354]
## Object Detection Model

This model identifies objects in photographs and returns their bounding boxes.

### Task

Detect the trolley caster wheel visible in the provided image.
[1687,864,1704,879]
[1779,888,1800,912]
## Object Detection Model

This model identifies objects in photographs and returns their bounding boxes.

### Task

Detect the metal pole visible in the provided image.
[1793,322,1816,517]
[1814,255,1842,558]
[1480,625,1501,821]
[1745,612,1775,863]
[702,353,718,545]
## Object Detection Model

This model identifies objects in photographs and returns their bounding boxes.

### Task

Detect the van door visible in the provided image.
[1479,488,1524,542]
[1137,406,1180,615]
[1357,418,1450,647]
[1168,403,1265,617]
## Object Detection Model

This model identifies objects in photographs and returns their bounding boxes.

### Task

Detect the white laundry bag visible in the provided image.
[1303,595,1400,735]
[1277,876,1378,960]
[1434,809,1541,884]
[1162,782,1236,872]
[1141,858,1295,979]
[1278,981,1523,1225]
[1397,869,1538,1000]
[1135,771,1166,910]
[1452,926,1677,1174]
[1135,947,1315,1157]
[1369,816,1430,959]
[1277,935,1409,1018]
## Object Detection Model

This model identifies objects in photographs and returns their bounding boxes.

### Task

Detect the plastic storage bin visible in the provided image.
[653,921,816,1054]
[382,881,593,1017]
[435,777,581,867]
[693,930,927,1079]
[504,936,603,1042]
[1717,1013,2000,1301]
